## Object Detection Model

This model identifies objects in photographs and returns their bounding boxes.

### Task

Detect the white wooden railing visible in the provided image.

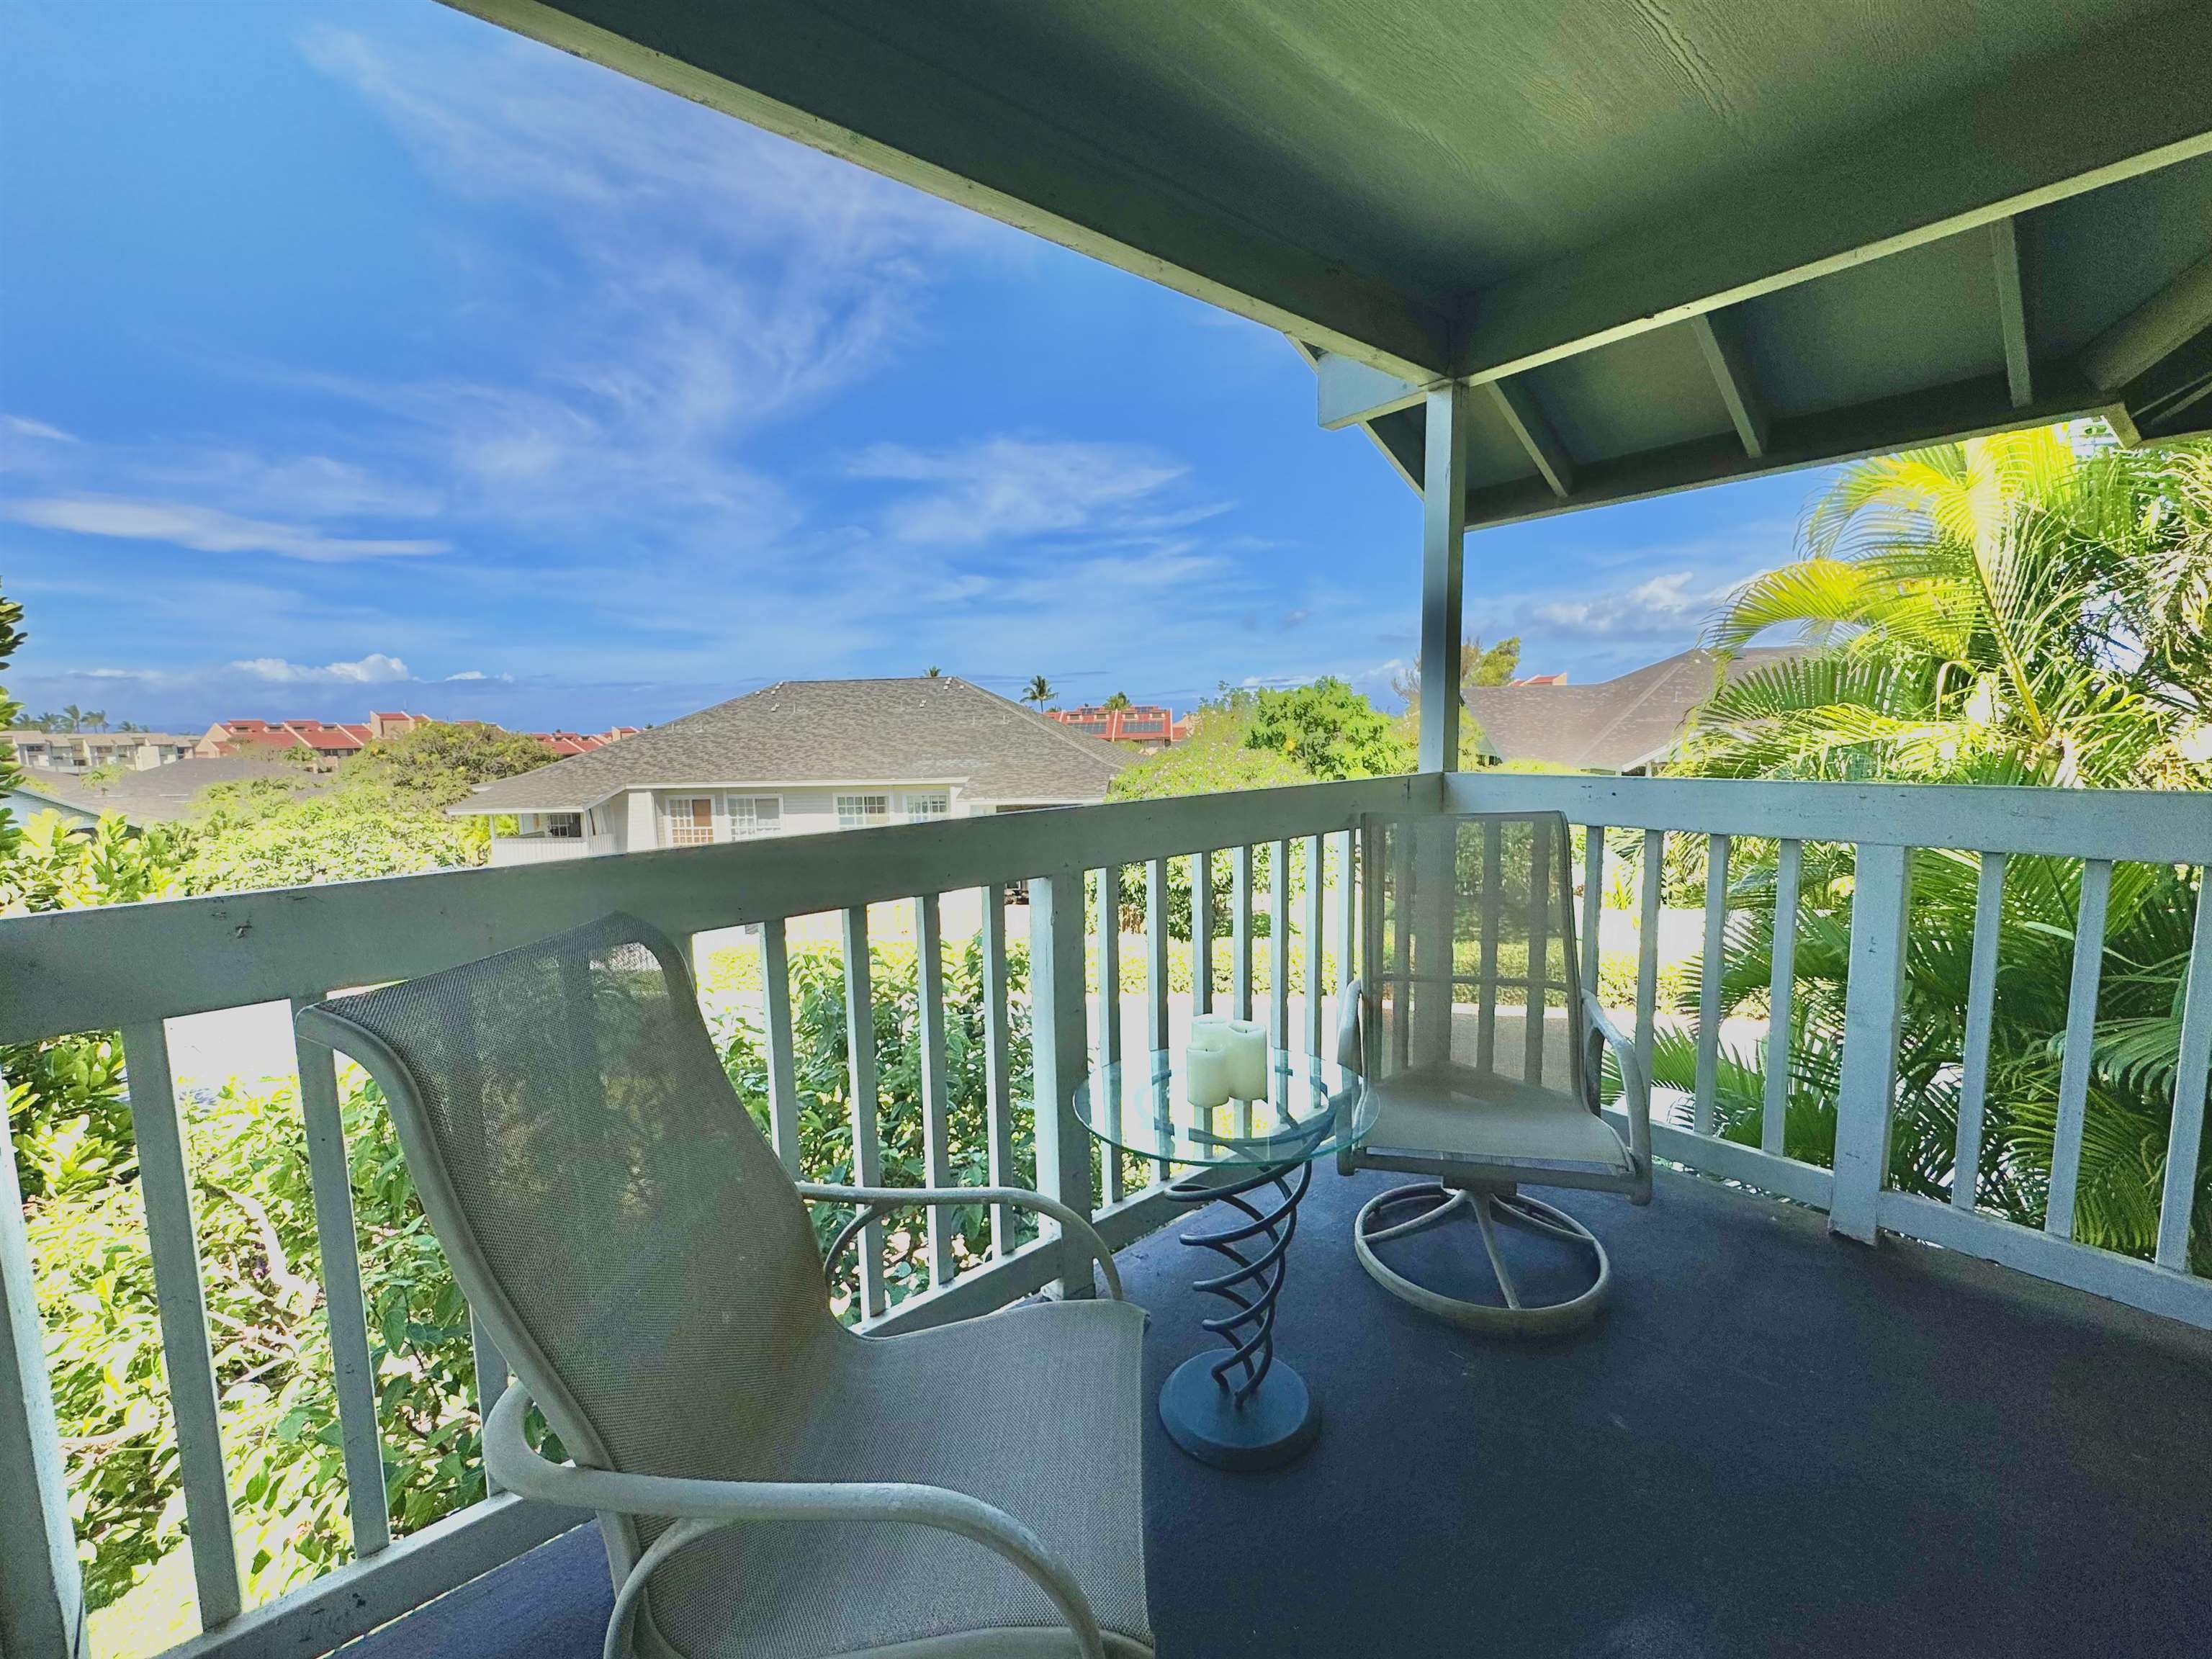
[0,775,1411,1659]
[6,770,2212,1659]
[1444,773,2212,1328]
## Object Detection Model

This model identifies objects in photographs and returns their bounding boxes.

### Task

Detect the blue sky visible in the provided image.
[0,1,1826,734]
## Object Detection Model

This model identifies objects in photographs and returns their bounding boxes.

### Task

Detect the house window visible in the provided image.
[903,790,950,824]
[586,805,609,837]
[836,793,890,830]
[662,795,715,847]
[545,812,583,840]
[725,795,783,838]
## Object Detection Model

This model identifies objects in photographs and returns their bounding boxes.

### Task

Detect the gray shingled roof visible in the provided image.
[17,756,338,824]
[451,678,1129,815]
[1465,647,1812,773]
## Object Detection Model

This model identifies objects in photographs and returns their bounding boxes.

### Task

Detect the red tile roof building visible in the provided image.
[196,713,639,766]
[1045,704,1192,748]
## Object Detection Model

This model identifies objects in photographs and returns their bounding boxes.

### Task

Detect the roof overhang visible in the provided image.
[447,0,2212,524]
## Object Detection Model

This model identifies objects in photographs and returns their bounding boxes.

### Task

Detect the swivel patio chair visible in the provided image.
[297,912,1152,1659]
[1335,810,1652,1333]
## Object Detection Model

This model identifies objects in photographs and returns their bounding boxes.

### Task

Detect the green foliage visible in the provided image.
[342,721,552,810]
[176,791,484,893]
[1662,429,2212,1267]
[1107,691,1309,802]
[716,937,1038,1313]
[1246,675,1412,781]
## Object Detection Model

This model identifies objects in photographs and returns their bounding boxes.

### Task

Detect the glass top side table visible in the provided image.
[1074,1048,1371,1470]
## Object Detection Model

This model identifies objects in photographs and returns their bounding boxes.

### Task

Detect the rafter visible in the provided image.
[2079,248,2212,393]
[1688,312,1768,458]
[1485,379,1575,500]
[1989,218,2033,408]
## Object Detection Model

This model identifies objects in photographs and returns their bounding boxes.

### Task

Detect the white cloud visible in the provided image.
[851,438,1201,545]
[4,415,76,443]
[230,653,413,683]
[1524,570,1725,639]
[4,495,446,561]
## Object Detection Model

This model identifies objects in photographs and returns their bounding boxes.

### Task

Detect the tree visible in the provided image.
[60,702,84,732]
[924,665,943,678]
[343,719,552,809]
[0,587,26,868]
[1022,675,1056,709]
[1681,428,2212,788]
[1393,634,1519,766]
[1103,690,1132,709]
[1245,676,1412,781]
[1662,426,2212,1269]
[1108,690,1310,802]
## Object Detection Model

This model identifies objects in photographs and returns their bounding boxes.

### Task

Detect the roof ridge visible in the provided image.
[945,678,1128,777]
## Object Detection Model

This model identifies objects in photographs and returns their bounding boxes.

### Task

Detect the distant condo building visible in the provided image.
[1045,703,1192,750]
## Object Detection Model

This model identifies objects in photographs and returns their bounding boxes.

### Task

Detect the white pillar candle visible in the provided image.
[1186,1022,1233,1110]
[1226,1019,1269,1100]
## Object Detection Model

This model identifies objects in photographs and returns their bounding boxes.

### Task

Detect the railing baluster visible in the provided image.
[1191,850,1215,1018]
[983,887,1017,1259]
[2155,871,2212,1269]
[1951,852,2007,1210]
[1830,843,1915,1244]
[1146,857,1170,1058]
[1635,829,1665,1083]
[1232,843,1254,1022]
[842,906,887,1315]
[1476,819,1501,1072]
[915,895,955,1285]
[1390,821,1412,1071]
[1032,871,1098,1296]
[120,1021,243,1628]
[290,999,390,1557]
[1336,830,1357,1037]
[1526,822,1550,1084]
[1304,835,1325,1057]
[1763,838,1803,1158]
[1269,840,1291,1055]
[2046,858,2113,1241]
[0,1059,85,1659]
[469,1316,508,1496]
[1096,867,1123,1205]
[759,920,801,1176]
[1693,833,1732,1135]
[1580,824,1604,997]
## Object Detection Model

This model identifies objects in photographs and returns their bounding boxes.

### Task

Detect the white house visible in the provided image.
[450,677,1130,867]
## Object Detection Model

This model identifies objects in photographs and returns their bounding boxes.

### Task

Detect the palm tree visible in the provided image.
[1103,691,1131,710]
[923,666,943,678]
[1660,427,2212,1269]
[60,703,84,733]
[1022,675,1056,709]
[1683,428,2212,788]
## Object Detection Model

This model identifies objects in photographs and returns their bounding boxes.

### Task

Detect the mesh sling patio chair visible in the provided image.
[1334,811,1653,1333]
[297,913,1153,1659]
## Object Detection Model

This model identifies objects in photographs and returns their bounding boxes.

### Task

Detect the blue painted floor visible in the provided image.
[351,1168,2212,1658]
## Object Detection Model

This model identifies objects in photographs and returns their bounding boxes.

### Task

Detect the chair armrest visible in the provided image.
[1582,992,1654,1200]
[484,1383,1109,1659]
[796,1183,1125,1303]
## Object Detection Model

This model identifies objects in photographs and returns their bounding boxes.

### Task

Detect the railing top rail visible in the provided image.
[1449,773,2212,865]
[0,774,1434,1046]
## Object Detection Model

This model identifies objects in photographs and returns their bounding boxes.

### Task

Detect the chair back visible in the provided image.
[1362,810,1590,1106]
[297,914,840,1484]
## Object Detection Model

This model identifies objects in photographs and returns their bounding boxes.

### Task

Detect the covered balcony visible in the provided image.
[6,5,2212,1659]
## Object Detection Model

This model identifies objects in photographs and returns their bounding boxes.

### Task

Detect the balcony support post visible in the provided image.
[1031,871,1098,1298]
[1418,382,1472,773]
[0,1089,86,1659]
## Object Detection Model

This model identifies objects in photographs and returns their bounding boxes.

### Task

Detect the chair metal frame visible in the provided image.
[298,917,1151,1659]
[1336,810,1653,1333]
